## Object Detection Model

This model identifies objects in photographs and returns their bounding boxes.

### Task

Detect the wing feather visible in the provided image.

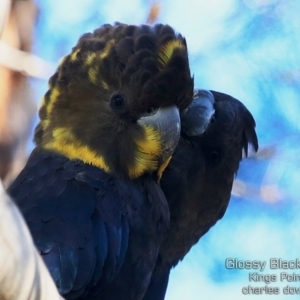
[8,149,130,298]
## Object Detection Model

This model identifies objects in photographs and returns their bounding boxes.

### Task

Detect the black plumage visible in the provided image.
[143,90,259,300]
[9,149,167,299]
[7,23,194,300]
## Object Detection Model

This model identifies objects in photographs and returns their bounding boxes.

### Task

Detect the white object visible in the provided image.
[0,181,64,300]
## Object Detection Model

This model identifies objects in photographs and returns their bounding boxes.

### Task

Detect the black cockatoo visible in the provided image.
[7,23,194,300]
[143,89,259,300]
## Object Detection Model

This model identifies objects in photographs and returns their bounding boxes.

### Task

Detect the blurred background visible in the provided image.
[0,0,299,299]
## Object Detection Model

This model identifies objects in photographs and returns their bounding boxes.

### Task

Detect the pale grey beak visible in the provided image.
[181,89,215,136]
[138,105,181,160]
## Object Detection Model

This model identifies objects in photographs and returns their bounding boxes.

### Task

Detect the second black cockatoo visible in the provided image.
[143,89,259,300]
[7,23,194,300]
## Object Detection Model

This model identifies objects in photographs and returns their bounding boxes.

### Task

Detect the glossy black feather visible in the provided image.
[143,90,259,300]
[8,148,169,300]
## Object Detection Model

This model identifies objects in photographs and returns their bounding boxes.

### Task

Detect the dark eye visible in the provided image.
[146,107,155,115]
[212,150,219,160]
[110,93,126,113]
[210,150,221,164]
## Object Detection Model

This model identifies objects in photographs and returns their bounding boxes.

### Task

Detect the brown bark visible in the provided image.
[0,0,37,186]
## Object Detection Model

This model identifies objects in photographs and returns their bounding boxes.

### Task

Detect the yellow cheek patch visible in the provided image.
[43,127,110,173]
[158,40,185,68]
[135,126,162,155]
[128,152,158,179]
[128,126,162,178]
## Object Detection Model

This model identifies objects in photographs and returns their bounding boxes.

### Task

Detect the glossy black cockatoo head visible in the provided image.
[34,23,194,178]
